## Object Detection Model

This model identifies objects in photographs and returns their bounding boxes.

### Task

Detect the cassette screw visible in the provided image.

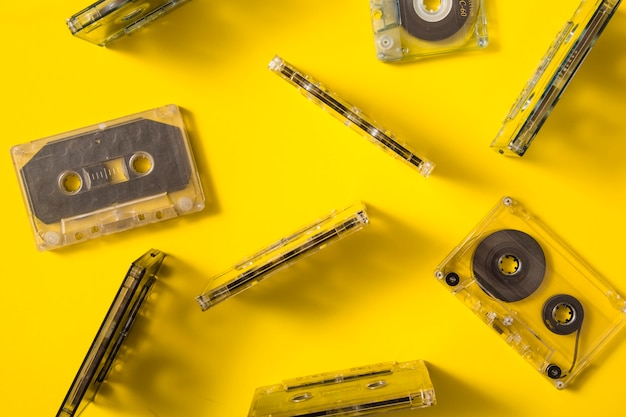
[445,272,460,286]
[546,364,562,379]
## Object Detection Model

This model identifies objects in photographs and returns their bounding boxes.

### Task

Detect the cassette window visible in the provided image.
[369,0,488,62]
[434,197,626,388]
[57,249,165,417]
[11,104,205,251]
[196,202,369,310]
[269,56,435,177]
[67,0,191,46]
[248,360,436,417]
[491,0,621,156]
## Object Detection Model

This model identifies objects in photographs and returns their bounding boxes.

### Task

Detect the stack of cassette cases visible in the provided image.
[369,0,488,62]
[196,202,369,311]
[434,197,626,388]
[67,0,191,46]
[10,104,205,251]
[491,0,622,156]
[269,56,435,177]
[248,360,436,417]
[57,249,165,417]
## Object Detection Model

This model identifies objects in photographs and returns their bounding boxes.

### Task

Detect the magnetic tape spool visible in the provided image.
[472,229,546,302]
[399,0,474,41]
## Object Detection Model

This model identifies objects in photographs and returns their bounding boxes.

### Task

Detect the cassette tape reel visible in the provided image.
[491,0,621,156]
[269,56,435,177]
[11,105,205,251]
[248,360,436,417]
[196,202,368,311]
[435,197,626,388]
[57,249,165,417]
[370,0,488,62]
[67,0,191,46]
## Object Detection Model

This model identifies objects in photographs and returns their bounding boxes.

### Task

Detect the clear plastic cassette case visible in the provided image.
[370,0,488,62]
[269,56,435,177]
[67,0,191,46]
[57,249,165,417]
[434,197,626,388]
[491,0,621,156]
[196,202,368,311]
[11,104,205,251]
[248,360,436,417]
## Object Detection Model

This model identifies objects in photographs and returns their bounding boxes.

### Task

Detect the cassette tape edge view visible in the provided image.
[248,360,436,417]
[268,55,435,178]
[434,196,626,389]
[10,104,206,251]
[67,0,192,46]
[57,249,166,417]
[490,0,622,156]
[196,202,369,311]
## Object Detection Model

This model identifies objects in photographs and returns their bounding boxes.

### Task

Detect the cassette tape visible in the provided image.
[67,0,191,46]
[10,104,205,251]
[369,0,488,62]
[248,360,436,417]
[57,249,165,417]
[269,56,435,177]
[196,202,368,311]
[434,197,626,388]
[491,0,621,156]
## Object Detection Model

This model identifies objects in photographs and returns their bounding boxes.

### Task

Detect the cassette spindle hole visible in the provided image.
[291,392,313,403]
[422,0,442,12]
[59,171,83,194]
[414,0,452,21]
[367,380,388,389]
[498,254,521,277]
[130,152,154,176]
[552,303,576,325]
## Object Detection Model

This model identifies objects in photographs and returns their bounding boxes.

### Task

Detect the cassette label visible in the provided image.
[11,104,205,251]
[370,0,488,62]
[269,56,434,177]
[491,0,621,156]
[196,202,368,311]
[57,249,165,417]
[435,197,626,388]
[67,0,191,46]
[248,360,436,417]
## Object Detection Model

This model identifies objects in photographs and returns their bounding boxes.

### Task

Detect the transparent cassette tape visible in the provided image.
[491,0,621,156]
[57,249,165,417]
[248,360,436,417]
[269,56,435,177]
[196,202,369,311]
[370,0,488,62]
[434,197,626,388]
[67,0,191,46]
[11,104,205,251]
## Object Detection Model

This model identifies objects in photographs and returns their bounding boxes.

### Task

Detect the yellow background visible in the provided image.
[2,1,626,416]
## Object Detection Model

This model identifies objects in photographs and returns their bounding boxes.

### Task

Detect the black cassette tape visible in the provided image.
[491,0,621,156]
[370,0,488,62]
[248,360,436,417]
[269,56,435,177]
[435,197,626,388]
[57,249,165,417]
[67,0,191,46]
[10,104,205,251]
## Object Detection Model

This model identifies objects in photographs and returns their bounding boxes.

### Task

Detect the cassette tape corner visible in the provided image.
[248,360,436,417]
[369,0,488,63]
[11,104,205,251]
[434,196,626,389]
